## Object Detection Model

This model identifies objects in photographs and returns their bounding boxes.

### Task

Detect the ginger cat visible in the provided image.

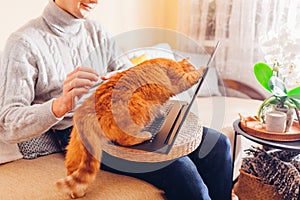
[56,57,206,198]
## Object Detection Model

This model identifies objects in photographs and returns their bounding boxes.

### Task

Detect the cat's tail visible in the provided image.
[56,94,103,198]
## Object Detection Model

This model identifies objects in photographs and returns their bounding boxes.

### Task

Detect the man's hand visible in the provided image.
[52,67,99,118]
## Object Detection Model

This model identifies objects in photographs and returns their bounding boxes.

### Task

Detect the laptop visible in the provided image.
[128,41,220,154]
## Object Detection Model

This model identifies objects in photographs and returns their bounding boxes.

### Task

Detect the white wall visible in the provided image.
[93,0,178,34]
[0,0,178,49]
[0,0,48,49]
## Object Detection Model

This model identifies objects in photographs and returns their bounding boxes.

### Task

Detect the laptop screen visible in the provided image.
[185,41,220,111]
[166,41,221,144]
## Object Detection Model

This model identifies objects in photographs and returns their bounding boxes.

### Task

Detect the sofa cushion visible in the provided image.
[17,131,62,159]
[196,96,263,179]
[0,153,165,199]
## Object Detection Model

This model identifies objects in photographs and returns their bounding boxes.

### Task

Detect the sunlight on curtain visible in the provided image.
[177,0,300,87]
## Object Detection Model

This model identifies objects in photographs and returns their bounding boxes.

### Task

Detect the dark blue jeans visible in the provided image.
[101,127,233,200]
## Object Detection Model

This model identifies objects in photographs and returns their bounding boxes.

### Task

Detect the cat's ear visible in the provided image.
[182,57,190,62]
[178,57,191,66]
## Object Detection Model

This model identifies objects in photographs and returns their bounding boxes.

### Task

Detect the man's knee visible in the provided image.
[217,133,231,152]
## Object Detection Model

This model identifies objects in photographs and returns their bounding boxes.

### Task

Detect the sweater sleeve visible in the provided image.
[0,35,62,144]
[96,24,132,72]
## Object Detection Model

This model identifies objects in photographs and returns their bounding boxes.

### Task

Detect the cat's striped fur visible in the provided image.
[56,58,205,198]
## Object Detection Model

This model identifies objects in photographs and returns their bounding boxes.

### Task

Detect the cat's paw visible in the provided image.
[70,190,86,199]
[139,131,152,140]
[128,131,152,145]
[55,177,87,199]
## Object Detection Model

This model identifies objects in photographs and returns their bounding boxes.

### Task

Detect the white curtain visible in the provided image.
[177,0,300,89]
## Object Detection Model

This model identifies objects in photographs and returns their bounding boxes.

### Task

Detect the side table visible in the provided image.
[232,118,300,179]
[233,119,300,158]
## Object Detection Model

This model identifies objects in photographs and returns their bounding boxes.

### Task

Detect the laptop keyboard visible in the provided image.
[142,101,175,141]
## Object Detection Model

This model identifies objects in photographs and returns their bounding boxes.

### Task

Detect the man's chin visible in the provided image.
[75,12,90,19]
[81,11,93,19]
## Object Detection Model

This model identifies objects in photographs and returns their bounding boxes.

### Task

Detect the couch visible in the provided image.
[0,78,264,200]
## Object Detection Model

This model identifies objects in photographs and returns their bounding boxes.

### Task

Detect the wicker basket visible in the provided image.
[102,112,203,162]
[234,169,284,200]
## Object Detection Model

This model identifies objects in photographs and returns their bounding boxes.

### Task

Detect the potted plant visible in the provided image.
[254,61,300,130]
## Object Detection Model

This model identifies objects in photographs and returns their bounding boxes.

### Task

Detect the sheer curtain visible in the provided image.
[177,0,300,91]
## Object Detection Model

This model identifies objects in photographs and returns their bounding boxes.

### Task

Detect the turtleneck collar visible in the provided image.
[42,0,85,37]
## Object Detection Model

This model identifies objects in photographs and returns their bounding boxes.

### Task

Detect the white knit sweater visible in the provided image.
[0,0,126,161]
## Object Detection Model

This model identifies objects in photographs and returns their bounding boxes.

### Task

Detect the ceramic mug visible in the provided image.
[265,111,287,133]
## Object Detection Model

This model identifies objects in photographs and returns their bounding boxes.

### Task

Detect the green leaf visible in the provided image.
[290,98,300,110]
[256,96,278,121]
[254,62,273,92]
[284,99,296,108]
[269,76,287,97]
[287,86,300,100]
